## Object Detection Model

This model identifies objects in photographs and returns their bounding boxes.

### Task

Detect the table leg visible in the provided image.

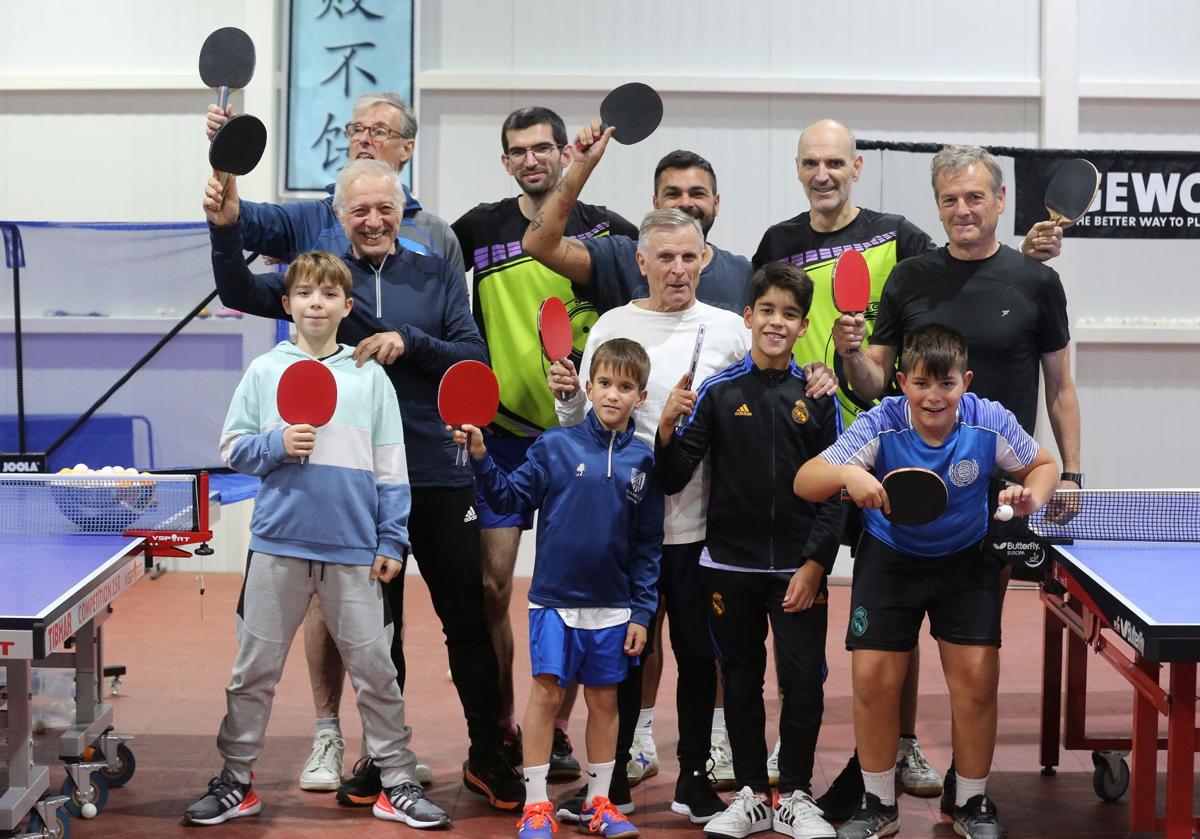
[1040,597,1064,771]
[1163,662,1196,839]
[1129,657,1160,832]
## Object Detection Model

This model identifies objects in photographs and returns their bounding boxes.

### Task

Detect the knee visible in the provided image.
[481,572,513,617]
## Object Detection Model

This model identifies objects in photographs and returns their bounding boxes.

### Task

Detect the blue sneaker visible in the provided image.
[517,801,558,838]
[581,796,639,838]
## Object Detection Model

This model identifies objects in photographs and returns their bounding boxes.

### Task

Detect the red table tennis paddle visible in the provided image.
[831,248,871,355]
[539,296,574,401]
[277,359,337,463]
[438,360,500,466]
[599,82,664,145]
[199,27,256,113]
[1045,158,1100,227]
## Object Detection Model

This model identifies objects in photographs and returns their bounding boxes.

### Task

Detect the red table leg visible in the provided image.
[1129,657,1159,832]
[1163,662,1196,839]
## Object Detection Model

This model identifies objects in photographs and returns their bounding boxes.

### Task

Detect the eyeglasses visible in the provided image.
[505,143,563,163]
[344,123,405,142]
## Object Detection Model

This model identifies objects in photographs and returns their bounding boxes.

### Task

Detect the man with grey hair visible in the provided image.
[203,160,526,812]
[830,144,1079,839]
[546,206,750,826]
[205,92,464,273]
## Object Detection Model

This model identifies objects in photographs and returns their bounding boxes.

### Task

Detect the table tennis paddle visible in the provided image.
[599,82,663,145]
[199,26,256,113]
[277,359,338,464]
[840,467,947,526]
[539,296,574,401]
[209,113,267,210]
[675,324,707,431]
[1045,158,1100,227]
[831,249,870,355]
[438,360,500,466]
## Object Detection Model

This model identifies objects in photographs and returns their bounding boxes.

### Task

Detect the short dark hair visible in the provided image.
[590,338,651,390]
[653,149,717,194]
[746,263,813,317]
[500,107,568,151]
[899,323,969,380]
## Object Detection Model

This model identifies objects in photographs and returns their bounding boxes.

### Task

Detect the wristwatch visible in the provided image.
[1060,472,1084,487]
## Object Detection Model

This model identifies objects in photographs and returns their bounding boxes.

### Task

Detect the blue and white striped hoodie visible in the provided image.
[219,341,410,566]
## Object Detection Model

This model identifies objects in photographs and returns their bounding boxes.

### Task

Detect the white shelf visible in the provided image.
[1074,325,1200,345]
[0,317,254,335]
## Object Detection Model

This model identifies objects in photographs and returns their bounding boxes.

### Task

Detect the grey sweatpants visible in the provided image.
[217,551,416,787]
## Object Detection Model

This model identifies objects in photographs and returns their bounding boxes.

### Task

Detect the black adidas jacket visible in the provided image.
[654,355,845,573]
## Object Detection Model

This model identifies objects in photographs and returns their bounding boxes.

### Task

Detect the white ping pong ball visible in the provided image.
[81,802,98,819]
[74,463,89,472]
[996,504,1014,522]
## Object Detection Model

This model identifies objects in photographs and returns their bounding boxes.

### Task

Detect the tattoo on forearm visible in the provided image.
[530,210,544,231]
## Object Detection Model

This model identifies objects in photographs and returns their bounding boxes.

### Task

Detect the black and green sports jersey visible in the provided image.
[453,197,637,437]
[752,208,935,428]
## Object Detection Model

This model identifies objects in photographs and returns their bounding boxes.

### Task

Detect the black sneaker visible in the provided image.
[952,794,1005,839]
[669,768,725,824]
[940,762,956,817]
[502,726,523,768]
[463,757,525,811]
[181,769,262,826]
[835,792,898,839]
[555,774,635,824]
[373,781,450,828]
[548,728,582,781]
[817,751,864,824]
[336,756,382,807]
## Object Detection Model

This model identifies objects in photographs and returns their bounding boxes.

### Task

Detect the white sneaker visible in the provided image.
[766,739,781,786]
[773,790,835,838]
[299,730,345,791]
[895,737,942,797]
[627,732,659,783]
[704,786,772,838]
[709,733,736,791]
[414,762,433,785]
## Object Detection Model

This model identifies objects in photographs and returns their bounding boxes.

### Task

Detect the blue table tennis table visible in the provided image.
[1035,493,1200,839]
[0,474,213,837]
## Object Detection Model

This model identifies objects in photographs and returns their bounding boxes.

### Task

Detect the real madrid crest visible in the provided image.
[791,400,809,424]
[711,592,726,616]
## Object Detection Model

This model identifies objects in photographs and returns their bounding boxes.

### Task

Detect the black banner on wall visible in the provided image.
[1014,153,1200,239]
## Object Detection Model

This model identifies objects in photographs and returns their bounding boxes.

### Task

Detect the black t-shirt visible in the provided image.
[872,244,1071,432]
[451,197,637,436]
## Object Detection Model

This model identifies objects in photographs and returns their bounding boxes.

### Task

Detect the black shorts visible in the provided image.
[846,531,1002,651]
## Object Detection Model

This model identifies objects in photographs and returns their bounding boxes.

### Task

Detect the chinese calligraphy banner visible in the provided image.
[286,0,414,192]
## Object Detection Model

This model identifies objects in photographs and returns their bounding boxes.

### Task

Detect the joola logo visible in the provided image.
[1113,616,1145,656]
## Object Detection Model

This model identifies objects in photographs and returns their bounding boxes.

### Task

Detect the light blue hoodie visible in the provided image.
[219,341,410,565]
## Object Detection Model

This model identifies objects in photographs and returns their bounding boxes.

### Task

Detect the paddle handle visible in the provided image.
[217,85,231,113]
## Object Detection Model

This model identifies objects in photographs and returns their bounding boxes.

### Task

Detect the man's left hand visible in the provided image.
[802,362,839,399]
[1022,220,1063,262]
[354,331,405,366]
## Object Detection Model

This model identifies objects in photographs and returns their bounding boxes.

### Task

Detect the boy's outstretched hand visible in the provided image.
[448,423,487,460]
[283,423,316,458]
[782,559,825,612]
[370,554,404,583]
[624,622,647,656]
[657,371,698,444]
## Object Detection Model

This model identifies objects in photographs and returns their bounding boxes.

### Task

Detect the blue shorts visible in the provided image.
[528,608,633,687]
[476,435,536,530]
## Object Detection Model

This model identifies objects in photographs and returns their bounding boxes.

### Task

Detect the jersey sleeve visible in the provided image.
[582,235,644,313]
[451,209,476,275]
[210,224,289,320]
[976,398,1041,472]
[1036,267,1072,354]
[820,408,883,471]
[653,378,715,495]
[870,264,905,350]
[471,436,551,514]
[896,217,937,260]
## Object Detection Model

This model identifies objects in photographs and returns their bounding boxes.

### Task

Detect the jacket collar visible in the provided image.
[583,409,638,449]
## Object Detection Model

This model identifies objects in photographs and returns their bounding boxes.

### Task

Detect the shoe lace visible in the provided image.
[307,734,343,766]
[904,743,933,774]
[518,801,558,831]
[731,787,766,814]
[782,791,821,818]
[554,729,573,752]
[205,772,241,798]
[389,781,425,807]
[349,756,376,778]
[587,797,622,832]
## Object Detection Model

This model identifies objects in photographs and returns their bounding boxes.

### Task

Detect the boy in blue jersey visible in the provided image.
[795,323,1058,839]
[452,338,663,839]
[655,263,844,839]
[183,252,448,830]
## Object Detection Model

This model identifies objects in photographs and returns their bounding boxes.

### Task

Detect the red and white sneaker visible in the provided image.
[181,770,262,825]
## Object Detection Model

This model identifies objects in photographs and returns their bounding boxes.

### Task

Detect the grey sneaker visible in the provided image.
[372,781,450,828]
[952,794,1006,839]
[834,793,898,839]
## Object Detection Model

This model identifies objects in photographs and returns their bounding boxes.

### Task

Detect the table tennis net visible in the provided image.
[0,474,200,536]
[1028,489,1200,543]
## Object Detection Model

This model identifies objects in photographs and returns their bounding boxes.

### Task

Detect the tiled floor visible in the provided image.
[7,573,1192,838]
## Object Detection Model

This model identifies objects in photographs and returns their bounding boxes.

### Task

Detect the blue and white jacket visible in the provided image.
[219,341,410,566]
[472,410,663,628]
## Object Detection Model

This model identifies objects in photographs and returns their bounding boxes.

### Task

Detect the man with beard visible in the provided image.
[450,106,637,783]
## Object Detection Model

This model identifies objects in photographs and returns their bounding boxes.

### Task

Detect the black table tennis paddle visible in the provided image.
[880,468,948,526]
[599,83,663,145]
[199,27,256,112]
[1045,158,1100,227]
[210,114,267,176]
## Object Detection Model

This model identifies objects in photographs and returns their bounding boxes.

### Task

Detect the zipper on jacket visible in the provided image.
[371,251,389,319]
[606,429,616,478]
[769,376,777,570]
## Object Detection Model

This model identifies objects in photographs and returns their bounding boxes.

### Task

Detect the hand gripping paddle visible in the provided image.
[438,360,500,466]
[199,27,256,113]
[277,359,338,464]
[880,467,948,526]
[599,83,664,145]
[1044,158,1100,227]
[675,325,707,431]
[539,296,574,401]
[831,248,870,356]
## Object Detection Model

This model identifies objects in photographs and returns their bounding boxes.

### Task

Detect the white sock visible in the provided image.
[635,708,654,737]
[315,717,341,736]
[523,763,550,805]
[586,760,615,803]
[711,707,726,738]
[955,773,988,809]
[862,767,897,806]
